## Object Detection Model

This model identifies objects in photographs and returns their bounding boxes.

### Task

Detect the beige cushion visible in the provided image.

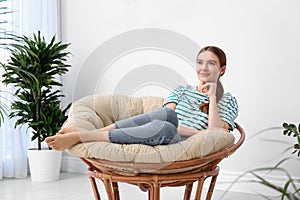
[66,94,235,163]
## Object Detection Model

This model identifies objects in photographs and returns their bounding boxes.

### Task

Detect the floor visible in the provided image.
[0,173,274,200]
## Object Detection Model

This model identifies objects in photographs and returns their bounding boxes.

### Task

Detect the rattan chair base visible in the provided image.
[80,123,245,200]
[84,162,219,200]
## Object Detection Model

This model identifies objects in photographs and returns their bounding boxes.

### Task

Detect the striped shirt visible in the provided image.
[163,85,238,131]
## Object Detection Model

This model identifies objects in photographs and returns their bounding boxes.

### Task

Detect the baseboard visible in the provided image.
[61,155,87,174]
[214,170,293,196]
[61,156,293,196]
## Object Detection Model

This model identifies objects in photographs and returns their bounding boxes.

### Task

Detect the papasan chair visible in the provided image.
[65,94,245,200]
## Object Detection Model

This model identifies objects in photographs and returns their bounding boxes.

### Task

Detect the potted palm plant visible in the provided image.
[1,31,71,182]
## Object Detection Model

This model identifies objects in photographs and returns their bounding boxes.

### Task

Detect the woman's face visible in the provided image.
[196,51,226,83]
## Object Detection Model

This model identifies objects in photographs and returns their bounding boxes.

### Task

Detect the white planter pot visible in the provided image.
[28,148,62,182]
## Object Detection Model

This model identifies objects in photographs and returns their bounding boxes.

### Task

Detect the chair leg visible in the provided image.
[89,176,101,200]
[183,183,193,200]
[206,175,218,200]
[150,183,160,200]
[112,182,120,200]
[103,178,114,200]
[194,177,205,200]
[148,189,152,200]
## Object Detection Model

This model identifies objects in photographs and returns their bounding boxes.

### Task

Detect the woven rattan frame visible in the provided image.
[81,123,245,200]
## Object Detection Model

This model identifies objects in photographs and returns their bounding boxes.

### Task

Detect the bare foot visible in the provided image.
[45,128,110,151]
[45,132,81,151]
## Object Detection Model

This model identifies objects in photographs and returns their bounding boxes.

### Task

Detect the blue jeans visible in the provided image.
[108,108,182,146]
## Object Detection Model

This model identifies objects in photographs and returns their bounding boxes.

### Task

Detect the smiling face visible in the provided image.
[196,50,226,83]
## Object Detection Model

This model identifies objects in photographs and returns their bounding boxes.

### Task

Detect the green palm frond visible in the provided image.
[224,159,300,199]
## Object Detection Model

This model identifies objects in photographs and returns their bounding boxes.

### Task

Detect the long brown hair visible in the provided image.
[197,46,226,114]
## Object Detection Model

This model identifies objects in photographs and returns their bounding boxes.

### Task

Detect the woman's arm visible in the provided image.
[208,95,230,129]
[201,82,230,130]
[99,123,115,131]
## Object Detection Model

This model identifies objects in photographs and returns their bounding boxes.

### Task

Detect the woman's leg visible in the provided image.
[45,119,180,150]
[109,119,181,146]
[115,107,178,129]
[45,108,179,150]
[45,129,109,151]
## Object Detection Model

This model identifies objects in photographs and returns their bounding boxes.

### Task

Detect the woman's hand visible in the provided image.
[199,82,217,98]
[177,125,199,136]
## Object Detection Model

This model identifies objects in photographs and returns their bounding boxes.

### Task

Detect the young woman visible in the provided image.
[45,46,238,150]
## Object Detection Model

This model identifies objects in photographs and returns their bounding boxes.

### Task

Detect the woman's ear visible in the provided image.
[220,65,226,76]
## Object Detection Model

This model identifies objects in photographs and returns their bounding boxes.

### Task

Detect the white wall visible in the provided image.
[60,0,300,194]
